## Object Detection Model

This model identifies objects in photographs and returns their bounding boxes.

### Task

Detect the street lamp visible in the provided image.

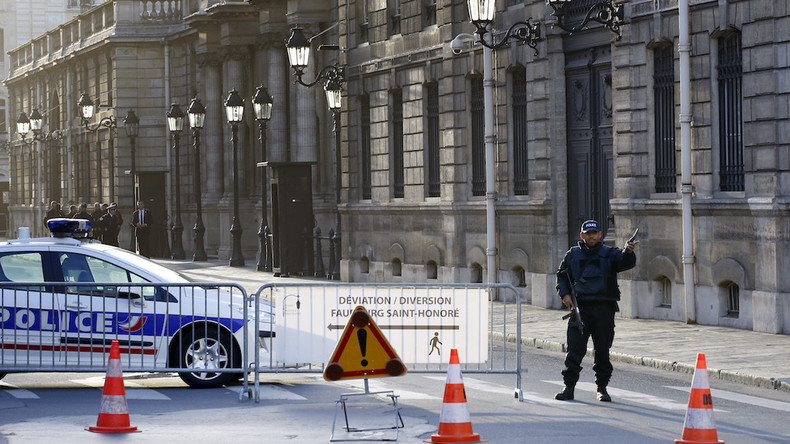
[225,89,245,267]
[252,86,273,272]
[286,25,345,280]
[187,97,208,261]
[167,103,185,260]
[122,110,139,252]
[78,93,116,131]
[16,108,64,235]
[16,109,64,143]
[545,0,624,39]
[457,0,542,289]
[325,76,342,280]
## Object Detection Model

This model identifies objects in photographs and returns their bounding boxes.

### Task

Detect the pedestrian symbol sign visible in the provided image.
[324,306,407,381]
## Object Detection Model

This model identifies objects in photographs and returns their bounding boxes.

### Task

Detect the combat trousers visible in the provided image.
[561,301,617,389]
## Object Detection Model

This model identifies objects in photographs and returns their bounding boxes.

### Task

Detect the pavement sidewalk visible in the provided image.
[156,258,790,393]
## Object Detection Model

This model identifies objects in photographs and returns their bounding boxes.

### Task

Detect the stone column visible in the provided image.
[292,30,317,164]
[268,40,289,163]
[199,54,223,202]
[221,46,249,198]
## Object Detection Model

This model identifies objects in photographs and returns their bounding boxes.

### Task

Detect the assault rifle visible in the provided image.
[559,267,584,334]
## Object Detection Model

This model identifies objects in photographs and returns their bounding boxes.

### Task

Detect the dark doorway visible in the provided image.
[565,46,614,247]
[136,171,170,258]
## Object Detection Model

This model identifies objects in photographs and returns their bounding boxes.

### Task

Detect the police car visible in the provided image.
[0,219,273,388]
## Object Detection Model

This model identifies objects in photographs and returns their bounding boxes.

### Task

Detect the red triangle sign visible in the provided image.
[324,306,407,381]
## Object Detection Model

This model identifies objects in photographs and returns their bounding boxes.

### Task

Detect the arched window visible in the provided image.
[426,260,438,280]
[360,257,370,274]
[391,258,402,277]
[470,263,483,284]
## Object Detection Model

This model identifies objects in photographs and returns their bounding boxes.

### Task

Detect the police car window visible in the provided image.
[0,252,46,290]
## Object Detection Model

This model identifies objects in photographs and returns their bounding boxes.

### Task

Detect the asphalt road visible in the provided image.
[2,346,789,443]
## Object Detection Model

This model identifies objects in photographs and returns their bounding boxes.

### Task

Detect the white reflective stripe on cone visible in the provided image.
[691,369,710,389]
[107,360,123,376]
[683,407,717,430]
[446,365,462,384]
[99,395,129,415]
[439,402,472,424]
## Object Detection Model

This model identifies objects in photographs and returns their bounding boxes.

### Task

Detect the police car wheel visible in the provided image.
[176,325,238,389]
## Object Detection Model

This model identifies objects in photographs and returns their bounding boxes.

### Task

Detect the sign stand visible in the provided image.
[329,378,404,442]
[326,306,407,441]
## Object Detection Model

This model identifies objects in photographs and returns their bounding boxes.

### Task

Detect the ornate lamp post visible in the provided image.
[252,86,273,272]
[187,97,208,261]
[167,103,186,259]
[16,108,64,234]
[324,77,342,280]
[225,89,245,267]
[78,93,116,131]
[456,0,542,289]
[122,110,139,252]
[545,0,624,39]
[286,25,345,279]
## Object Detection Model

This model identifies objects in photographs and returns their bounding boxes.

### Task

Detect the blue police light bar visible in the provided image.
[47,218,90,238]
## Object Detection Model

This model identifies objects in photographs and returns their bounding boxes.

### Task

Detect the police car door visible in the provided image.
[57,252,159,369]
[0,251,63,368]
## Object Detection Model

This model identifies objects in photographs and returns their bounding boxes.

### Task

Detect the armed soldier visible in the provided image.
[554,220,638,402]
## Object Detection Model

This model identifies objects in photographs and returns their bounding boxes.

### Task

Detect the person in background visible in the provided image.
[99,203,123,246]
[131,200,152,257]
[43,201,63,227]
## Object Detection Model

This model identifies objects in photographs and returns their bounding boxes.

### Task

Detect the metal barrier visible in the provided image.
[252,283,523,403]
[0,282,266,398]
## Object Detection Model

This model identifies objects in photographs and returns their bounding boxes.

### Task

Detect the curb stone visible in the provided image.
[494,332,790,393]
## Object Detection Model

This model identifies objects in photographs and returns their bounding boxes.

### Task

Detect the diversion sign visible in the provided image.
[271,286,489,366]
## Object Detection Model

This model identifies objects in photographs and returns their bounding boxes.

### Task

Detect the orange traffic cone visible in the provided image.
[675,353,723,444]
[425,349,485,443]
[87,340,140,433]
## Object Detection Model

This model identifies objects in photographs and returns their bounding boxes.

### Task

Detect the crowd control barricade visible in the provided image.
[0,281,263,398]
[253,283,523,403]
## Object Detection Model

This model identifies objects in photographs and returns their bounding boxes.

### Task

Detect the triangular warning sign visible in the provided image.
[324,306,407,381]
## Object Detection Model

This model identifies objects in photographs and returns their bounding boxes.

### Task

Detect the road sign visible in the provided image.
[323,306,406,381]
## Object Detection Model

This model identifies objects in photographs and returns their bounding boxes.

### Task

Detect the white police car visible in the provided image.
[0,219,273,388]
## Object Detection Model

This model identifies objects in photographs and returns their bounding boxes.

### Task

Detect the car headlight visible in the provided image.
[232,305,274,325]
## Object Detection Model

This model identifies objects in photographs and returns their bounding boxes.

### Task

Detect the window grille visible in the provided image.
[392,89,404,198]
[512,69,528,195]
[360,95,371,199]
[471,77,485,196]
[717,33,744,192]
[659,276,672,307]
[726,282,739,317]
[389,0,401,36]
[653,45,676,193]
[426,84,440,197]
[424,0,436,27]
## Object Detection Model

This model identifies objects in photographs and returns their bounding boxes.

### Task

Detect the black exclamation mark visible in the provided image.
[357,329,368,367]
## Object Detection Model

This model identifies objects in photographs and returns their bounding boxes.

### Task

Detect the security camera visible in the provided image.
[451,37,465,55]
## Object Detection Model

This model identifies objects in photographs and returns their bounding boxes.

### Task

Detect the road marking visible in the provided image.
[0,387,39,399]
[70,376,170,400]
[424,375,568,405]
[543,381,722,411]
[226,385,308,400]
[666,386,790,413]
[304,375,438,400]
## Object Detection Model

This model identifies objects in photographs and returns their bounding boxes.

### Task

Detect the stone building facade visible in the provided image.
[5,0,789,334]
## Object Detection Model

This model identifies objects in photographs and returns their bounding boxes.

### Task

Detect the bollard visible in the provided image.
[314,226,326,277]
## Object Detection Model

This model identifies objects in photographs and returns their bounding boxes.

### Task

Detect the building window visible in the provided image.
[360,95,372,200]
[426,83,440,197]
[423,0,437,27]
[391,258,402,277]
[392,89,404,198]
[360,257,370,274]
[357,0,369,44]
[653,45,676,193]
[513,266,526,287]
[717,32,743,192]
[426,260,438,279]
[724,281,739,317]
[471,77,484,196]
[388,0,401,36]
[470,263,483,284]
[657,276,672,307]
[512,68,528,195]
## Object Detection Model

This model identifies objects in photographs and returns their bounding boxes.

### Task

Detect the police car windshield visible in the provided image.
[102,248,196,283]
